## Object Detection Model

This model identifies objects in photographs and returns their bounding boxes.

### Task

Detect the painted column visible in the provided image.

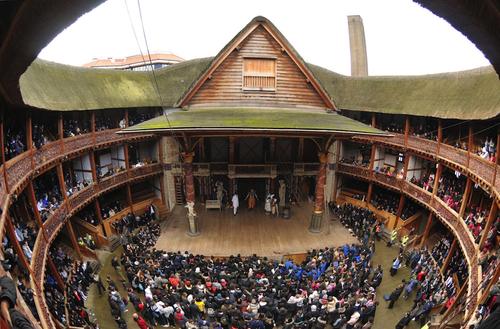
[309,151,328,233]
[183,151,199,236]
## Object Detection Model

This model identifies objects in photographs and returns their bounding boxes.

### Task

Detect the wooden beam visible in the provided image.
[27,181,45,233]
[479,201,497,248]
[420,213,434,247]
[126,184,134,213]
[366,182,374,203]
[269,137,276,162]
[371,113,376,128]
[441,238,457,274]
[56,163,67,201]
[124,109,129,127]
[229,136,236,164]
[369,144,376,171]
[58,113,64,153]
[467,124,473,167]
[89,151,98,182]
[437,119,443,155]
[298,137,304,162]
[459,178,472,218]
[46,255,65,290]
[26,112,32,150]
[404,116,410,147]
[5,214,32,273]
[396,194,406,220]
[402,154,410,180]
[65,220,83,260]
[0,116,9,193]
[432,163,443,196]
[124,143,130,169]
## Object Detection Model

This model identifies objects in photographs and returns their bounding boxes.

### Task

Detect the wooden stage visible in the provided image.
[155,202,358,258]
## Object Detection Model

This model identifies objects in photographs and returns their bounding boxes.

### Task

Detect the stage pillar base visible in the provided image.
[187,214,200,236]
[309,211,323,233]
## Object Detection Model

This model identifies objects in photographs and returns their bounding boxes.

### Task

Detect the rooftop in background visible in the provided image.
[82,53,184,71]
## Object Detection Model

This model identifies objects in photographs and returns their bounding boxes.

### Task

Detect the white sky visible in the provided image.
[39,0,490,76]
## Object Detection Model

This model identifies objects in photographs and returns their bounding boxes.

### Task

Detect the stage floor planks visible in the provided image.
[155,202,358,258]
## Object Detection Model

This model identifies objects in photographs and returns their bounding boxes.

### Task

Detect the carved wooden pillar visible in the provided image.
[441,238,457,274]
[420,213,434,247]
[46,255,65,290]
[183,151,199,235]
[402,154,410,180]
[479,201,498,248]
[124,143,130,170]
[459,178,472,218]
[404,116,410,147]
[66,220,83,260]
[309,151,328,233]
[0,116,9,193]
[366,183,374,203]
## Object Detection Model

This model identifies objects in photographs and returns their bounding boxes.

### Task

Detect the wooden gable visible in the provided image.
[179,18,336,110]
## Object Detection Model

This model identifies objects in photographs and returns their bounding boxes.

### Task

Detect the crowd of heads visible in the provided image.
[101,200,125,219]
[464,206,488,242]
[32,123,53,149]
[436,171,465,212]
[370,192,398,215]
[34,172,63,222]
[477,138,496,163]
[5,127,25,160]
[46,246,98,327]
[112,205,156,234]
[410,172,435,193]
[65,170,92,197]
[109,216,381,329]
[63,118,89,138]
[410,121,438,141]
[331,203,378,246]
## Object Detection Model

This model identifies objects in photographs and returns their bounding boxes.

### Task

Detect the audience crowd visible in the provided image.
[436,171,466,212]
[370,192,398,215]
[34,172,63,222]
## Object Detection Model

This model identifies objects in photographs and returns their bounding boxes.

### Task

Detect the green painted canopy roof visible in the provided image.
[20,57,500,120]
[121,107,386,135]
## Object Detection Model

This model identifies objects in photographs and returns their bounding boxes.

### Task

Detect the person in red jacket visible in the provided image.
[133,313,148,329]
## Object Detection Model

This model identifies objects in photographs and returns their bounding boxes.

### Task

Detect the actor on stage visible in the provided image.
[245,189,258,210]
[232,193,239,216]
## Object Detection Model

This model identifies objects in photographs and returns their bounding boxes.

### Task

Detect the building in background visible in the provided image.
[83,53,184,71]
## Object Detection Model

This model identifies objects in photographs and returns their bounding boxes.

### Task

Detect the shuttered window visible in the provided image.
[243,58,276,91]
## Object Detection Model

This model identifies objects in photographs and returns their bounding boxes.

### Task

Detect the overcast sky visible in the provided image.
[39,0,490,76]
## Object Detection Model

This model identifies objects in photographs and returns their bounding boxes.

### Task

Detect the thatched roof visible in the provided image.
[20,57,500,120]
[121,107,386,135]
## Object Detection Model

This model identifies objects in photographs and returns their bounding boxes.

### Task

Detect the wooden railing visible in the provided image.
[29,163,161,328]
[337,163,480,317]
[228,164,277,178]
[353,133,500,199]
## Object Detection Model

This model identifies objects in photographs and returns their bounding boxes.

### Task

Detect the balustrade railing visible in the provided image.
[29,163,161,328]
[354,133,499,198]
[337,162,480,317]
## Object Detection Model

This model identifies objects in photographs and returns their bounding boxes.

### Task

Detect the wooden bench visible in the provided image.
[205,200,221,210]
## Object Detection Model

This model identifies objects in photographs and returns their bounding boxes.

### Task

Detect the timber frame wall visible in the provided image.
[0,110,498,328]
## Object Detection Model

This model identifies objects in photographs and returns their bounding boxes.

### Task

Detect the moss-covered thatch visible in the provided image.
[308,64,500,120]
[122,107,386,135]
[20,57,211,111]
[20,58,500,120]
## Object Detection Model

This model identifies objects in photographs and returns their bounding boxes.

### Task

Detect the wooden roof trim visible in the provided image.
[177,21,261,107]
[177,17,337,110]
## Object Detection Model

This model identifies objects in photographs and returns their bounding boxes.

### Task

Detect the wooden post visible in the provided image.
[89,151,98,182]
[492,132,500,187]
[269,137,276,162]
[437,119,443,155]
[298,137,304,162]
[126,184,134,213]
[94,200,103,224]
[183,151,199,235]
[402,154,410,180]
[26,112,33,150]
[479,201,498,248]
[371,113,376,128]
[5,214,32,272]
[420,213,434,247]
[58,113,64,153]
[369,144,376,171]
[432,163,443,196]
[467,124,473,167]
[27,182,45,233]
[441,238,457,274]
[0,117,9,193]
[46,255,65,290]
[459,178,472,218]
[479,265,500,305]
[124,109,129,127]
[366,183,374,203]
[56,163,68,201]
[66,220,83,260]
[229,137,236,195]
[309,151,328,233]
[124,143,130,169]
[91,111,96,144]
[404,116,410,147]
[396,195,406,222]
